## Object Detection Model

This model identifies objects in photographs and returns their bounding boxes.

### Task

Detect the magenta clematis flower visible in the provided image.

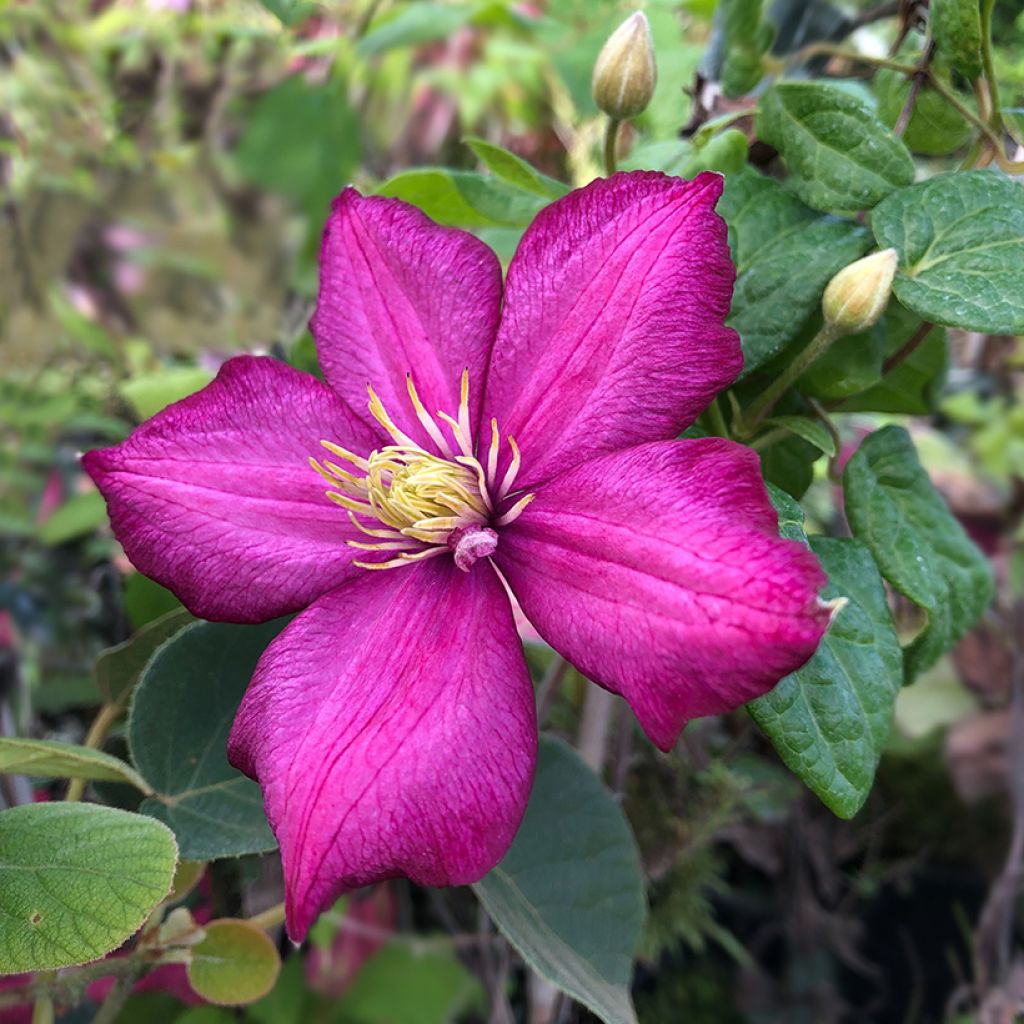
[85,171,830,940]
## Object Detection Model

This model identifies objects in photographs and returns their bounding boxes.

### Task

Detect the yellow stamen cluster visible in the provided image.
[311,371,533,570]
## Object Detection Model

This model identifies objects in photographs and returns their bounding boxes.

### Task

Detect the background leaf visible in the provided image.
[473,736,646,1024]
[94,608,193,705]
[128,620,285,859]
[0,803,177,972]
[756,81,914,215]
[843,425,994,680]
[871,171,1024,334]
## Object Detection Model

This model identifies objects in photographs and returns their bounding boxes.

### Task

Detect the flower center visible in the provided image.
[310,371,533,571]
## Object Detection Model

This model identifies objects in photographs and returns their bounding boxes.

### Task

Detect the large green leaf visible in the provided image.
[871,171,1024,334]
[843,426,994,680]
[750,536,902,818]
[0,803,177,971]
[95,608,193,705]
[129,621,285,859]
[718,169,871,374]
[0,738,150,792]
[376,168,546,228]
[756,81,914,215]
[473,736,646,1024]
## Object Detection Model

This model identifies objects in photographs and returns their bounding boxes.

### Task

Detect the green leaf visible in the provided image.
[764,416,836,457]
[875,64,973,156]
[0,738,151,793]
[464,137,569,199]
[0,803,177,972]
[749,536,902,818]
[843,426,994,680]
[187,919,281,1006]
[718,169,871,374]
[234,77,359,216]
[336,943,483,1024]
[120,368,214,420]
[37,490,107,545]
[473,736,645,1024]
[871,171,1024,334]
[129,620,284,859]
[376,168,546,228]
[756,81,914,215]
[357,2,475,58]
[95,608,193,705]
[930,0,983,79]
[759,432,821,499]
[766,482,807,542]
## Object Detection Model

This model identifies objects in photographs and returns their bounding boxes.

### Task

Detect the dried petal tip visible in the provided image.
[822,248,899,336]
[592,12,657,120]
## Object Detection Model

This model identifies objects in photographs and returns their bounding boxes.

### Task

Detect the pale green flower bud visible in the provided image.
[822,248,899,335]
[592,12,657,121]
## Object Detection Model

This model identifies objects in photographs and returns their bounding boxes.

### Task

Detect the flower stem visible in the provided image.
[706,397,731,439]
[603,118,620,175]
[738,323,839,436]
[64,702,123,802]
[979,0,1002,129]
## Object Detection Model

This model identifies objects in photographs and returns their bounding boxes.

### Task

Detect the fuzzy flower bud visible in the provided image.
[822,248,899,335]
[592,12,657,120]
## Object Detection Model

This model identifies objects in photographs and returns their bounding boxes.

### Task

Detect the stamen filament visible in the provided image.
[406,375,454,457]
[495,492,535,526]
[497,436,523,500]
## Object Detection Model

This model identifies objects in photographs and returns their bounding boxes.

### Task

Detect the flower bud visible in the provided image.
[592,12,657,121]
[822,248,899,335]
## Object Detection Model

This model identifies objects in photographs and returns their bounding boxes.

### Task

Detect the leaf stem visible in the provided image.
[64,703,123,802]
[248,902,286,931]
[737,323,839,436]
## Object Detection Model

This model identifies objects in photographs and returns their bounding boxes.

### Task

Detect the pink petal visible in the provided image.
[482,171,741,489]
[496,439,829,750]
[83,356,380,623]
[311,189,503,440]
[227,559,537,941]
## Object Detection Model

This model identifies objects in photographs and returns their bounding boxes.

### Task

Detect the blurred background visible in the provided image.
[2,1,1024,1021]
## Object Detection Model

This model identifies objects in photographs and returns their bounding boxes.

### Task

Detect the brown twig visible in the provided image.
[893,41,936,138]
[881,320,934,376]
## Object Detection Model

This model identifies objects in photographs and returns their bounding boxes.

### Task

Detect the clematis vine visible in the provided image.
[85,171,830,940]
